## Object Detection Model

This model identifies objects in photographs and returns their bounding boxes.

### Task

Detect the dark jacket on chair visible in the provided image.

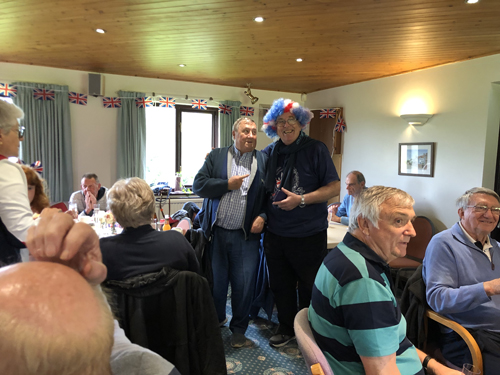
[104,267,227,375]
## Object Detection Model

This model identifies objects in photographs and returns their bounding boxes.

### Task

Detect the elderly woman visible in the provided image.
[261,98,340,347]
[21,165,50,214]
[100,177,200,281]
[0,100,33,266]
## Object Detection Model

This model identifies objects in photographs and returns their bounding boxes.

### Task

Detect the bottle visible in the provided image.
[163,217,171,231]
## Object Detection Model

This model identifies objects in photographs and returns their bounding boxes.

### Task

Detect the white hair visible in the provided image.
[0,100,23,134]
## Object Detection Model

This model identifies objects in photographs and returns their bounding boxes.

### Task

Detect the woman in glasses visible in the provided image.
[261,98,341,347]
[0,100,33,266]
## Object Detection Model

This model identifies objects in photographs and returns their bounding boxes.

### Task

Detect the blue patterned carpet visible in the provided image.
[222,295,308,375]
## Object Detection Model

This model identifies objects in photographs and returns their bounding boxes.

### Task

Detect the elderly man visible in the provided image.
[193,117,267,348]
[309,186,460,375]
[329,170,366,225]
[423,187,500,374]
[69,173,108,216]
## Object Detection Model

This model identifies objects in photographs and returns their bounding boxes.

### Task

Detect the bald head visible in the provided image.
[0,262,113,375]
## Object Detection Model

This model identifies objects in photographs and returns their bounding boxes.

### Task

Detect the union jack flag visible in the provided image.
[33,89,55,101]
[158,97,176,108]
[191,99,207,110]
[239,106,254,117]
[0,83,17,97]
[218,104,232,115]
[334,114,347,133]
[68,92,88,105]
[136,97,153,108]
[319,108,337,119]
[102,97,122,108]
[30,160,43,174]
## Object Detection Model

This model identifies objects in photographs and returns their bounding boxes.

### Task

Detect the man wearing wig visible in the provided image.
[262,99,340,347]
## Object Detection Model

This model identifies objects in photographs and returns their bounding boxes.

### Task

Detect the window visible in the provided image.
[145,105,218,187]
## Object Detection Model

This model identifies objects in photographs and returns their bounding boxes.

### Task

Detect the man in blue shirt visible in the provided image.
[329,170,366,225]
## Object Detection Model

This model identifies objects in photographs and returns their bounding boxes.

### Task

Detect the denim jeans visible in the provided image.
[209,226,260,334]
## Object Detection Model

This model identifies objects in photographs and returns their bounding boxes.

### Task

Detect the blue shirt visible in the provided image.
[336,194,354,226]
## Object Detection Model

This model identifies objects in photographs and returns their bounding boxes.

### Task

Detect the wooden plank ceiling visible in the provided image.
[1,0,500,93]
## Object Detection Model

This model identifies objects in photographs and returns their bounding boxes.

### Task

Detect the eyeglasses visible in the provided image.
[466,205,500,215]
[276,118,298,127]
[18,126,25,139]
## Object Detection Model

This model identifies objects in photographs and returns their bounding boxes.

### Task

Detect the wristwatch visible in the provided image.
[299,194,306,208]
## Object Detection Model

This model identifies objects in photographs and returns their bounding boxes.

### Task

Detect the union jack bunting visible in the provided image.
[158,97,176,108]
[30,160,43,175]
[68,92,88,106]
[319,108,337,119]
[33,89,55,101]
[102,97,122,108]
[191,99,207,110]
[218,104,232,115]
[334,114,347,133]
[136,97,154,108]
[239,106,254,117]
[0,83,17,97]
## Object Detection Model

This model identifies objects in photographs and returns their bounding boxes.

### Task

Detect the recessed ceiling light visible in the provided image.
[254,16,264,22]
[95,28,106,34]
[178,64,186,68]
[465,0,479,3]
[296,58,303,62]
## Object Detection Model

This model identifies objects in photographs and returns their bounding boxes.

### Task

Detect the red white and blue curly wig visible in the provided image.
[262,98,314,138]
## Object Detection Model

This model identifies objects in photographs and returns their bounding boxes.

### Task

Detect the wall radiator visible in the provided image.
[154,197,204,218]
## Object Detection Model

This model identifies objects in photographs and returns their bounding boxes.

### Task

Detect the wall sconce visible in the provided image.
[400,114,433,126]
[244,84,259,104]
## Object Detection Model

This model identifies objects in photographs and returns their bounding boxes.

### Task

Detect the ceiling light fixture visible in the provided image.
[244,84,259,104]
[296,58,303,62]
[465,0,479,3]
[400,114,433,126]
[254,16,264,22]
[178,64,186,67]
[95,28,106,34]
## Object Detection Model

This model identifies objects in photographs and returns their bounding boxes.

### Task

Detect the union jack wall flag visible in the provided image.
[239,106,254,117]
[191,99,207,110]
[218,104,232,115]
[136,97,153,108]
[0,83,17,97]
[102,97,122,108]
[334,114,347,133]
[158,97,176,108]
[319,108,337,119]
[68,92,88,105]
[33,89,55,101]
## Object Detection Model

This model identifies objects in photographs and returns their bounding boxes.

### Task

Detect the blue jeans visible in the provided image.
[209,226,260,334]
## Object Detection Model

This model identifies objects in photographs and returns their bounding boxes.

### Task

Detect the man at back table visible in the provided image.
[423,187,500,375]
[329,170,366,225]
[309,186,460,375]
[69,173,108,216]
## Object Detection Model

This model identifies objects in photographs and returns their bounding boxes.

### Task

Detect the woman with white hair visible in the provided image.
[100,177,200,281]
[0,100,33,266]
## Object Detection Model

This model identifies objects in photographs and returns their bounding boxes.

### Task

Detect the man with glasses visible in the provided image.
[423,187,500,374]
[69,173,108,217]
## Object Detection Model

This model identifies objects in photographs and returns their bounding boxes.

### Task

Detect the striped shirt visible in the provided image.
[309,232,424,375]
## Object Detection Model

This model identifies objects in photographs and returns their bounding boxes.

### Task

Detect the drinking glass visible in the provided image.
[93,203,100,225]
[462,363,481,375]
[68,203,78,220]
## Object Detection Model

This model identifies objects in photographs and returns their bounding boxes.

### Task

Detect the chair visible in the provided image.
[49,201,68,212]
[390,215,435,289]
[294,308,334,375]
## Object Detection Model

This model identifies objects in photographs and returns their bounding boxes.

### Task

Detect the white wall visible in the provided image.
[0,62,299,192]
[306,54,500,230]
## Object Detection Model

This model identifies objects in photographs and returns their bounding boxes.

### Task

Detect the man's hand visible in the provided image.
[250,216,265,233]
[228,174,249,190]
[329,204,340,216]
[484,278,500,296]
[84,192,97,214]
[272,188,301,211]
[26,208,107,285]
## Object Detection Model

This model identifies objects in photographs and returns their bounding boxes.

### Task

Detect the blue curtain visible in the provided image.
[12,82,73,203]
[219,100,241,147]
[117,91,146,179]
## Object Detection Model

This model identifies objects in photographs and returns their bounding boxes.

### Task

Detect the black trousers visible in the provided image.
[264,230,327,336]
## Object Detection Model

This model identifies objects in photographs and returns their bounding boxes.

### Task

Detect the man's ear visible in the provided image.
[357,216,370,236]
[458,207,464,220]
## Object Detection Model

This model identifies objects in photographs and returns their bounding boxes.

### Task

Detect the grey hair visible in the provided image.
[81,173,100,184]
[456,187,500,211]
[232,117,255,137]
[107,178,155,228]
[347,170,366,184]
[348,186,415,232]
[0,100,23,134]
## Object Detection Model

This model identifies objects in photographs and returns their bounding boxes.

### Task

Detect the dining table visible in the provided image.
[327,221,349,249]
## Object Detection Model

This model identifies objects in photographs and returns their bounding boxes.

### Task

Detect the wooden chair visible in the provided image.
[294,308,334,375]
[424,309,483,374]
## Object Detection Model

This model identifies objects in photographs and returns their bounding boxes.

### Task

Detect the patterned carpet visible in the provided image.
[222,295,309,375]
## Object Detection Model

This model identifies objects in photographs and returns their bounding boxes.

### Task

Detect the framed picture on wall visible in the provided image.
[398,142,435,177]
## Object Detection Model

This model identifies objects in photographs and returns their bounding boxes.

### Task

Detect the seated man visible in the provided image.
[309,186,460,375]
[423,187,500,374]
[0,209,179,375]
[329,170,366,225]
[100,177,199,281]
[69,173,108,216]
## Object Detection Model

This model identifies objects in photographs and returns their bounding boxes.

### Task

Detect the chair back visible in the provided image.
[406,216,435,261]
[50,201,68,212]
[294,308,334,375]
